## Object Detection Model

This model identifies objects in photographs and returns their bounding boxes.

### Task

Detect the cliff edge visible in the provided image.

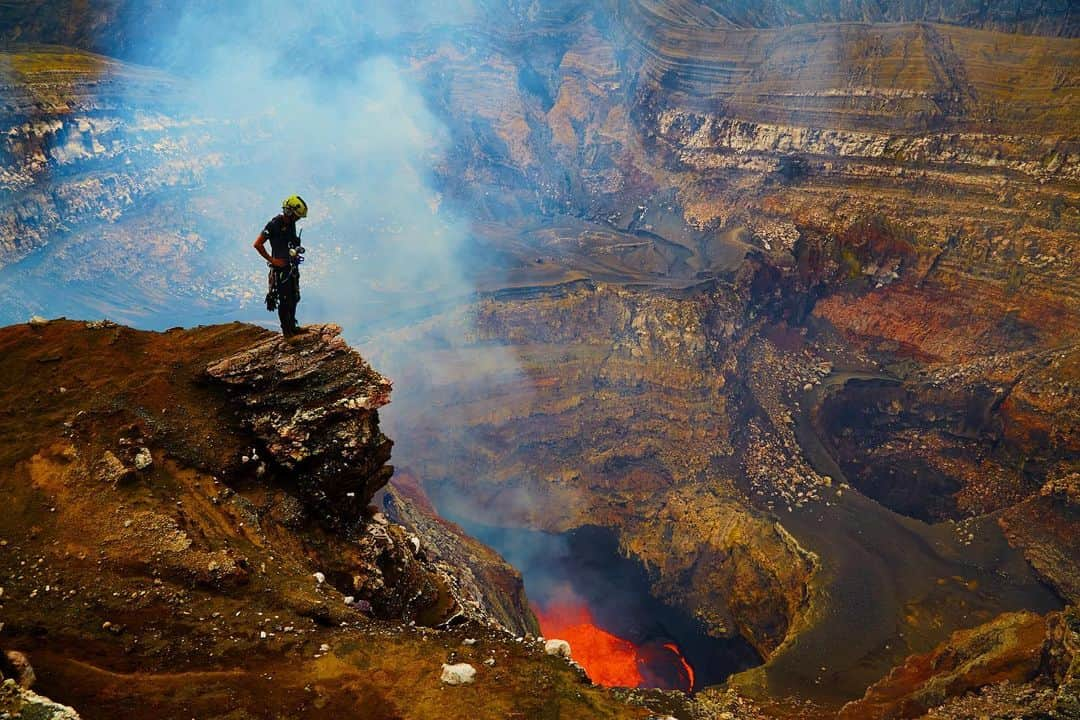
[0,319,632,719]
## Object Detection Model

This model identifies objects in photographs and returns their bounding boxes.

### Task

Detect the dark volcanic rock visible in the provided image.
[1001,472,1080,604]
[205,323,393,527]
[383,471,541,637]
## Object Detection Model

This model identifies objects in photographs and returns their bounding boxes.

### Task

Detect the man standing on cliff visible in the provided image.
[254,195,308,337]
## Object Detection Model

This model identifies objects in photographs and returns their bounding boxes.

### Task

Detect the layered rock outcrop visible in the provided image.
[205,323,393,527]
[1001,472,1080,604]
[839,610,1051,719]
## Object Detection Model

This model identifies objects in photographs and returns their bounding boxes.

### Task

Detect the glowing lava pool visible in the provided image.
[458,524,759,692]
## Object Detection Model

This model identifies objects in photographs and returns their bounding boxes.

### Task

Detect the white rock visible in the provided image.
[483,658,496,666]
[133,448,153,470]
[544,639,572,658]
[260,631,267,639]
[440,662,476,685]
[313,572,325,584]
[29,316,49,326]
[409,535,421,555]
[462,638,477,646]
[343,596,355,605]
[319,643,330,652]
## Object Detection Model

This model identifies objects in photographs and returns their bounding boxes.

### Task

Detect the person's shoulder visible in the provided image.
[263,214,286,232]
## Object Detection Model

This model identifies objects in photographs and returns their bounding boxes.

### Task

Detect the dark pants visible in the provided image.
[271,267,300,333]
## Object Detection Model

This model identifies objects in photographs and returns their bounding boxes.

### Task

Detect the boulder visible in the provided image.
[544,639,572,659]
[440,663,477,686]
[1,652,34,689]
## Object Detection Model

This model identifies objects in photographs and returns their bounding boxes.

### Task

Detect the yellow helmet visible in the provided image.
[282,194,308,218]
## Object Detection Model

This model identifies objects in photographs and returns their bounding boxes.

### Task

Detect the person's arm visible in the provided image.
[254,233,286,267]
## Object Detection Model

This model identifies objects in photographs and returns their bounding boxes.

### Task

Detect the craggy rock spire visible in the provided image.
[205,323,393,528]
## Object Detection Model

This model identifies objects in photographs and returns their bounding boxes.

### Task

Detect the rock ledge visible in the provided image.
[206,323,393,526]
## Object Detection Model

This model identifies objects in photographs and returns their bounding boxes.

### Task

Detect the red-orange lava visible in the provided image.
[536,597,697,692]
[664,642,695,691]
[535,600,644,687]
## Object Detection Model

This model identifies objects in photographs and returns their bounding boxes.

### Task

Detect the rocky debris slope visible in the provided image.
[1001,472,1080,604]
[205,323,393,528]
[382,472,540,638]
[0,319,643,719]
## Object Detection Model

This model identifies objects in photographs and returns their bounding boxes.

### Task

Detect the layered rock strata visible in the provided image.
[205,323,393,528]
[838,611,1046,719]
[0,47,210,267]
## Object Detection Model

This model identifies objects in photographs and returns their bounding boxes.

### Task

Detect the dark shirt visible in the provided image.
[262,214,299,260]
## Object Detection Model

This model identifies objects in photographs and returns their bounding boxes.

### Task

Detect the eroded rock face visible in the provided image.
[382,472,540,637]
[205,323,393,528]
[1000,472,1080,604]
[838,611,1048,720]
